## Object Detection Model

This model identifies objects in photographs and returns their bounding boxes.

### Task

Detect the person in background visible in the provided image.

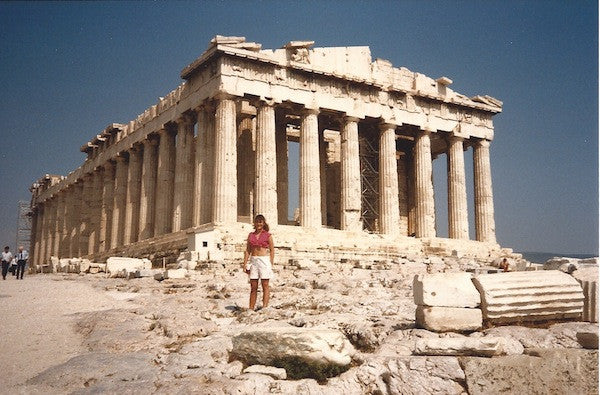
[15,246,28,280]
[1,246,13,280]
[241,214,274,310]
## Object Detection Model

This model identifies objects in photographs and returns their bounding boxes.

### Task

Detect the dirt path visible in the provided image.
[0,274,135,391]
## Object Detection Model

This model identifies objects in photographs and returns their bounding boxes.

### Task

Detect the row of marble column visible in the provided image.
[31,95,496,265]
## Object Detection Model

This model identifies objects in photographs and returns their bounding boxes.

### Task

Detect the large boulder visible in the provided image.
[106,257,152,278]
[413,272,480,308]
[231,327,355,380]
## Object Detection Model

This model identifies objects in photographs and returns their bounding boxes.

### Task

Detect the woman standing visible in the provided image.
[242,214,274,310]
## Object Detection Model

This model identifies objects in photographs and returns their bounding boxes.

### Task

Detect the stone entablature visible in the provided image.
[29,35,504,265]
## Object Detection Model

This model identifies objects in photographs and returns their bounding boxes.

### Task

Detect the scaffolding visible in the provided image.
[359,125,379,233]
[16,200,31,250]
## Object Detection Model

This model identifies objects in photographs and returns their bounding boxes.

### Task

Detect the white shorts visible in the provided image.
[248,256,273,280]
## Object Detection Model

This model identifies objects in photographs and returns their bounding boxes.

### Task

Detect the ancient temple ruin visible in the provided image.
[29,35,511,265]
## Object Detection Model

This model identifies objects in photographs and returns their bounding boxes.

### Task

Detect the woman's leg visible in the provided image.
[249,279,259,309]
[261,279,270,307]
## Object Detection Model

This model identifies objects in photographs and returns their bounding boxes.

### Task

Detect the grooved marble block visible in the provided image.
[473,270,584,324]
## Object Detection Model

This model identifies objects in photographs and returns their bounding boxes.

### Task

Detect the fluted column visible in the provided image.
[46,200,56,261]
[237,117,254,218]
[340,116,361,230]
[100,161,115,252]
[473,139,496,243]
[52,197,61,257]
[71,181,83,256]
[111,155,129,249]
[414,130,436,237]
[447,136,469,240]
[58,192,68,257]
[139,136,159,240]
[213,96,238,223]
[194,105,215,226]
[378,123,400,236]
[154,127,176,235]
[173,113,195,231]
[398,153,409,236]
[64,186,74,257]
[124,145,143,245]
[299,108,321,227]
[34,204,44,265]
[319,125,328,225]
[275,112,288,225]
[79,173,94,255]
[255,101,278,223]
[41,203,51,263]
[90,169,103,253]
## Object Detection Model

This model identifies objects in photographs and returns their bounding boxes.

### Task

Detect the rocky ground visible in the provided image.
[0,258,597,394]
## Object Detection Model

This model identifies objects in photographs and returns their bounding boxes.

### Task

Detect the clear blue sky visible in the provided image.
[0,1,597,255]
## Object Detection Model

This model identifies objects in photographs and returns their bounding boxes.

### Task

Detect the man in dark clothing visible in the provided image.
[1,246,13,280]
[15,246,28,280]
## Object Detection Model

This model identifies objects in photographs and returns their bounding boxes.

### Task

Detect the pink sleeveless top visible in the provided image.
[248,231,271,248]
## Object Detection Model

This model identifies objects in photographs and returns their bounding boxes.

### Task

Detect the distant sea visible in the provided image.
[519,251,598,264]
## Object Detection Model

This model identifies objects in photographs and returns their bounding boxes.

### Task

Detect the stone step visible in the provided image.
[473,270,584,324]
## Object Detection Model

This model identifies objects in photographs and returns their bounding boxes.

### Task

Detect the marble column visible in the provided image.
[255,101,278,223]
[275,113,289,225]
[340,116,361,230]
[194,105,215,226]
[237,117,254,218]
[79,174,93,256]
[397,153,409,236]
[64,187,75,257]
[139,136,159,240]
[173,114,195,231]
[42,200,51,262]
[34,205,44,265]
[100,161,115,252]
[379,123,400,236]
[447,136,469,240]
[299,108,321,227]
[58,192,68,257]
[154,127,176,236]
[72,181,83,257]
[90,169,103,253]
[213,96,238,223]
[319,125,328,226]
[111,154,129,249]
[124,145,143,245]
[52,197,61,257]
[473,139,496,243]
[414,130,436,238]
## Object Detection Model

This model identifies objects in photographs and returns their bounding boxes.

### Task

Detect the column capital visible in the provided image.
[474,138,491,148]
[194,100,215,114]
[379,122,397,131]
[129,142,143,153]
[302,107,320,116]
[213,91,237,101]
[114,152,128,162]
[177,112,196,126]
[447,134,464,143]
[343,114,360,123]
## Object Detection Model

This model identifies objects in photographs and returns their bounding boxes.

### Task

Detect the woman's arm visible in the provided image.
[242,240,250,272]
[269,235,274,264]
